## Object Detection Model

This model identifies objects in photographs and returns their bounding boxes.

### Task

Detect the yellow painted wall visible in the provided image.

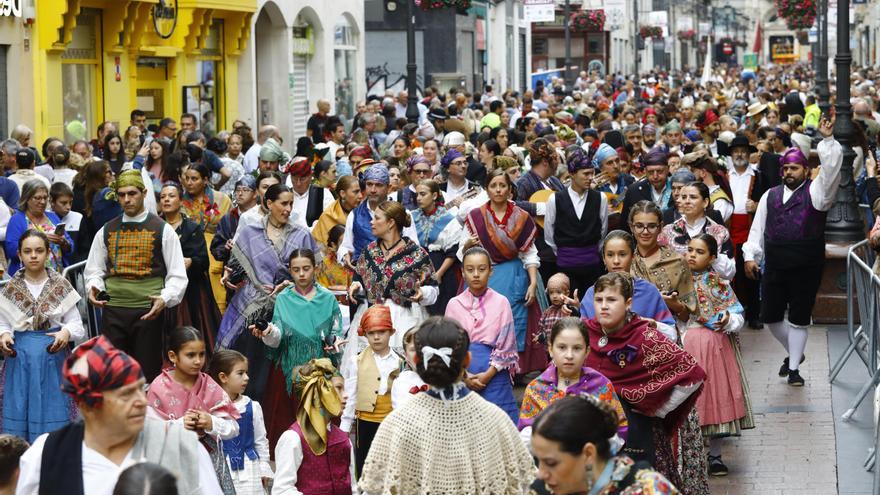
[32,0,254,143]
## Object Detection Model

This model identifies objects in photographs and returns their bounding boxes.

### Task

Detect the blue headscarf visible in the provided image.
[567,148,593,173]
[592,143,618,169]
[336,158,353,178]
[235,174,257,190]
[362,163,390,184]
[440,149,464,169]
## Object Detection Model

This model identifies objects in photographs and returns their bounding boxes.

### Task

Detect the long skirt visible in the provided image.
[167,271,222,360]
[489,259,548,374]
[426,250,460,317]
[467,342,518,423]
[0,329,74,442]
[683,326,754,436]
[205,232,228,314]
[201,434,236,495]
[263,365,301,460]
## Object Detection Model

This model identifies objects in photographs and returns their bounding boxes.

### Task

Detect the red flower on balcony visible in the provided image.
[570,9,606,32]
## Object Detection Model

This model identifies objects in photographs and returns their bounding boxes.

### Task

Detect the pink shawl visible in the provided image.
[147,369,240,421]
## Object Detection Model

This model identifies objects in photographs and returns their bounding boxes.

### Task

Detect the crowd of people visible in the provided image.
[0,60,870,494]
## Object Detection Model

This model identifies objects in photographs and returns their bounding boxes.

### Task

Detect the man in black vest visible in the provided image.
[543,147,608,298]
[15,336,222,494]
[286,156,333,229]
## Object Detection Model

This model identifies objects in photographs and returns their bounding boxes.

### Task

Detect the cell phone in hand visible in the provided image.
[54,223,65,236]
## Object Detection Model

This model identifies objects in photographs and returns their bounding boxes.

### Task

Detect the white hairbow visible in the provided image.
[421,346,453,368]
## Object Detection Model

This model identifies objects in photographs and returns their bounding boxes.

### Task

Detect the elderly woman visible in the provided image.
[5,180,74,275]
[394,155,434,211]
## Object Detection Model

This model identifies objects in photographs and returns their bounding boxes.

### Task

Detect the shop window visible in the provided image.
[61,9,102,144]
[195,22,223,136]
[334,16,357,124]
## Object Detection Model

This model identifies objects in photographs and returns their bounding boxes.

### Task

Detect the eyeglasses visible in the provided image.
[632,223,660,233]
[412,168,431,175]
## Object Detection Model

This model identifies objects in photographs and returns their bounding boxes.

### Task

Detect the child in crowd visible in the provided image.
[256,248,345,452]
[210,350,273,495]
[683,234,754,476]
[391,327,427,409]
[49,182,82,248]
[273,358,356,495]
[340,305,403,477]
[0,434,29,495]
[147,326,241,494]
[536,273,580,345]
[445,247,520,423]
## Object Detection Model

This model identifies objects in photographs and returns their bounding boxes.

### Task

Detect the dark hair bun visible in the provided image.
[414,317,470,388]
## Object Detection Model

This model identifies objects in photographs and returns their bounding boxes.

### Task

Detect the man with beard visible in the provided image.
[743,119,841,386]
[696,109,728,157]
[727,135,768,329]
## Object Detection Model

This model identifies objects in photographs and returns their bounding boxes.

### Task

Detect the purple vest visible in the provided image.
[291,423,352,495]
[764,181,827,268]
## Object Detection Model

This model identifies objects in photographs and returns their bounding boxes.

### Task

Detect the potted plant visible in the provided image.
[571,9,606,32]
[774,0,816,30]
[415,0,472,11]
[677,29,696,41]
[639,25,664,39]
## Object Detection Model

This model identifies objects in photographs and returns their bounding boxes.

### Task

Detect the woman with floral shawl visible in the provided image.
[460,168,545,374]
[411,179,463,316]
[181,162,233,312]
[216,185,318,403]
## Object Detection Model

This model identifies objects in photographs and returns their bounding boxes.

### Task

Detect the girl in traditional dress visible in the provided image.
[210,350,273,495]
[531,396,680,495]
[274,358,356,495]
[682,234,754,476]
[519,317,627,447]
[253,248,345,452]
[159,182,221,351]
[0,231,83,442]
[181,161,233,312]
[445,247,520,423]
[581,230,677,341]
[345,200,436,362]
[659,182,735,280]
[358,317,534,495]
[584,272,706,493]
[147,326,241,495]
[412,179,463,316]
[216,184,318,403]
[460,168,545,375]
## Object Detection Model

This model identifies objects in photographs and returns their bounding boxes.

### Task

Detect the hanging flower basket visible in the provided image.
[677,29,695,41]
[415,0,471,11]
[639,25,663,39]
[571,9,606,32]
[774,0,816,30]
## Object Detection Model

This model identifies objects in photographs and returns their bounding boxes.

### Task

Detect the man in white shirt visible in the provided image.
[284,157,334,229]
[545,146,608,297]
[726,135,766,329]
[743,119,842,387]
[339,164,420,267]
[15,336,222,495]
[83,170,188,381]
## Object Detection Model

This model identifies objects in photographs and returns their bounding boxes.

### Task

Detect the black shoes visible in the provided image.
[788,370,805,387]
[778,355,806,377]
[748,318,764,330]
[708,455,729,476]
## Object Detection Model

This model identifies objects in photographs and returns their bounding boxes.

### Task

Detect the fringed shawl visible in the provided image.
[0,269,79,330]
[464,201,537,264]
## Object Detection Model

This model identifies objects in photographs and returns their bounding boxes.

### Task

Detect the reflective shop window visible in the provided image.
[61,9,101,144]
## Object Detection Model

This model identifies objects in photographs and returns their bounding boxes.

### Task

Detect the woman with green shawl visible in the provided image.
[258,249,345,452]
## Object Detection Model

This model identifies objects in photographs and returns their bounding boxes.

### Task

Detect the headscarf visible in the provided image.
[105,169,146,202]
[61,336,144,408]
[596,119,614,132]
[406,154,430,172]
[349,146,373,160]
[362,163,390,185]
[670,168,697,184]
[259,138,290,164]
[440,149,464,169]
[592,143,618,169]
[696,109,719,130]
[641,107,657,125]
[642,147,669,167]
[567,148,593,172]
[286,156,312,177]
[235,174,257,190]
[779,147,810,168]
[556,124,576,141]
[293,358,342,455]
[358,304,395,336]
[529,138,557,166]
[662,119,682,134]
[493,155,520,171]
[336,158,353,178]
[642,124,657,136]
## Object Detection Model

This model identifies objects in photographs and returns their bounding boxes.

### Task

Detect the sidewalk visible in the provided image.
[708,326,838,495]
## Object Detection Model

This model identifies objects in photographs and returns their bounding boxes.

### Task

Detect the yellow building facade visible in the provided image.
[33,0,255,142]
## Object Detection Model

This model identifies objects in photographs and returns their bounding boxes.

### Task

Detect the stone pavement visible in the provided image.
[708,326,839,494]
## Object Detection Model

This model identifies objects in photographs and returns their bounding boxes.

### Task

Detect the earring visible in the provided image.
[584,463,594,492]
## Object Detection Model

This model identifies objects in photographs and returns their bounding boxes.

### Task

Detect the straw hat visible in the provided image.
[746,102,768,117]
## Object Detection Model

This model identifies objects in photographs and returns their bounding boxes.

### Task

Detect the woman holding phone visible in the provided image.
[5,180,74,276]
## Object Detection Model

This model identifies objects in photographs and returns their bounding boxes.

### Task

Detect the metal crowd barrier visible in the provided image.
[60,261,101,341]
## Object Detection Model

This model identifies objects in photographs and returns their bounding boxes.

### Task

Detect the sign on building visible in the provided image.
[524,0,555,23]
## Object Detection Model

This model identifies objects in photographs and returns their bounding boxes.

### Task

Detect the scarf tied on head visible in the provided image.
[61,335,144,408]
[294,358,342,455]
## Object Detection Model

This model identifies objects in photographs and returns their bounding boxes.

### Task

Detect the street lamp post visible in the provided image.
[816,0,831,114]
[405,0,419,124]
[825,0,863,241]
[564,0,572,86]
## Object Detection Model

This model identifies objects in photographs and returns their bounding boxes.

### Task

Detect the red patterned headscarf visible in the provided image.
[358,305,395,336]
[61,335,144,408]
[696,109,719,131]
